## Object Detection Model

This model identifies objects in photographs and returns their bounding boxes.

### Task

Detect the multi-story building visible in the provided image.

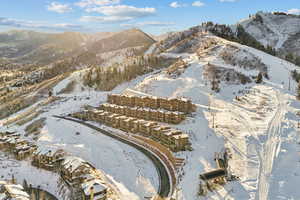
[32,147,66,170]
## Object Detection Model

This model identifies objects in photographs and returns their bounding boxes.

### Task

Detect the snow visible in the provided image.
[2,30,300,200]
[126,35,300,200]
[237,12,300,50]
[0,152,61,198]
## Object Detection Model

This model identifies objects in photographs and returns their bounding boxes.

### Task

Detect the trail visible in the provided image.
[256,91,286,200]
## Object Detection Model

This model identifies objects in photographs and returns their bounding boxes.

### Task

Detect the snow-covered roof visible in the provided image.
[172,134,189,140]
[81,179,107,196]
[0,183,30,200]
[34,146,64,157]
[62,156,92,173]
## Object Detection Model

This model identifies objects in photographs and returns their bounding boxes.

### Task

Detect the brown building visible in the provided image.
[107,94,195,114]
[73,103,190,152]
[99,103,186,124]
[32,147,66,170]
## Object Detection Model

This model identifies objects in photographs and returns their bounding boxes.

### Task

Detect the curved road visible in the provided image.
[53,115,174,199]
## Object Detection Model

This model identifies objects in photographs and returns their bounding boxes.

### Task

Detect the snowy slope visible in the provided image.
[0,71,161,200]
[235,12,300,56]
[126,34,300,200]
[2,28,300,200]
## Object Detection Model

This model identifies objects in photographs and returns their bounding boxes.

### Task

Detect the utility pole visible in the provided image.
[289,75,291,91]
[210,93,216,129]
[212,112,215,129]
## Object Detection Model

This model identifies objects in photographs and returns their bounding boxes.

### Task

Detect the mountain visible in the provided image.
[88,28,155,55]
[0,28,155,66]
[2,14,300,200]
[0,30,90,65]
[235,12,300,58]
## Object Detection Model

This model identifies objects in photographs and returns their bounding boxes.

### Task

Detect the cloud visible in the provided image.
[287,8,300,15]
[80,15,132,23]
[121,21,175,27]
[219,0,237,2]
[80,5,156,23]
[192,1,205,7]
[169,2,187,8]
[75,0,120,8]
[47,2,72,13]
[0,17,83,31]
[86,5,156,17]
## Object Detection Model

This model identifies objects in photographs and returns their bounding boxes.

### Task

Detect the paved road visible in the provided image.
[27,188,58,200]
[53,115,174,199]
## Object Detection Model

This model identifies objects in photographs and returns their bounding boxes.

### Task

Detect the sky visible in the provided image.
[0,0,300,35]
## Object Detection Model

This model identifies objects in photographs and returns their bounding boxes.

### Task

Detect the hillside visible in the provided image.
[235,12,300,59]
[0,30,89,65]
[1,25,300,200]
[0,28,155,66]
[2,13,300,200]
[88,29,156,55]
[136,31,300,199]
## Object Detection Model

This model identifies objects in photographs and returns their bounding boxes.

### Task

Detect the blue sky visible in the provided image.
[0,0,300,35]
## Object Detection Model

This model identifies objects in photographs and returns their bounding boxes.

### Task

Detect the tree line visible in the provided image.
[83,55,177,91]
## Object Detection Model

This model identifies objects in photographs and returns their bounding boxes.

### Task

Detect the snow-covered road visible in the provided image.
[257,91,286,200]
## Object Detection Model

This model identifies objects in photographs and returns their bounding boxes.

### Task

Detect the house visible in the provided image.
[113,116,121,129]
[171,134,189,151]
[143,122,158,137]
[143,96,152,108]
[119,116,129,132]
[157,110,165,122]
[0,131,19,138]
[149,96,160,109]
[0,136,10,149]
[32,147,66,170]
[132,120,142,133]
[169,98,181,111]
[60,156,95,186]
[158,128,189,151]
[98,102,186,124]
[6,137,27,151]
[135,96,144,107]
[81,178,108,200]
[169,112,185,124]
[123,117,137,132]
[107,94,119,105]
[178,98,194,113]
[14,142,36,160]
[160,98,171,111]
[0,181,30,200]
[199,168,226,184]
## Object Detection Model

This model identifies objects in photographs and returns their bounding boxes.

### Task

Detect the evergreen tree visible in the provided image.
[297,81,300,100]
[286,53,294,63]
[295,56,300,66]
[256,72,263,83]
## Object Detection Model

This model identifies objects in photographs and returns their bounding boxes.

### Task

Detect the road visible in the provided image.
[28,188,58,200]
[53,115,175,199]
[256,91,286,200]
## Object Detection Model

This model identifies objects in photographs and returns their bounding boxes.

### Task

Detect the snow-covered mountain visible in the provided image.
[2,19,300,200]
[235,12,300,57]
[0,28,155,66]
